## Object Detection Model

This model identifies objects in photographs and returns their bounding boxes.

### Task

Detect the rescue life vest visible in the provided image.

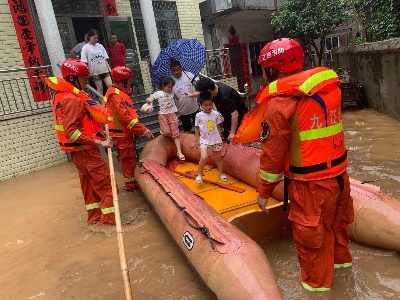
[246,67,346,180]
[103,86,139,137]
[46,77,106,152]
[233,67,341,144]
[286,75,347,180]
[45,77,109,123]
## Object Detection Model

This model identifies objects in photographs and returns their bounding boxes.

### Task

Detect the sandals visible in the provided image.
[177,152,185,161]
[220,174,228,182]
[195,175,202,184]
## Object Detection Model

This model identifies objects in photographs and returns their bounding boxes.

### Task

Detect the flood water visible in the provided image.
[265,109,400,300]
[139,108,400,299]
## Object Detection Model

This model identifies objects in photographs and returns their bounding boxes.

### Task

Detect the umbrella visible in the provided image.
[151,38,206,88]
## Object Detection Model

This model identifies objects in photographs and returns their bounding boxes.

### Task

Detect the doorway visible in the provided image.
[72,17,108,48]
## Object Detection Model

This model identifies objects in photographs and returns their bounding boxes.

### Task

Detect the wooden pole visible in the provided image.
[86,85,133,300]
[106,126,133,300]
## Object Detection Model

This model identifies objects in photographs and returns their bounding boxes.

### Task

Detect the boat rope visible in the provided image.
[138,162,216,250]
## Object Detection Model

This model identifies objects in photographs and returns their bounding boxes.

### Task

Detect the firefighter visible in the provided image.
[253,38,354,291]
[104,66,153,191]
[48,59,116,225]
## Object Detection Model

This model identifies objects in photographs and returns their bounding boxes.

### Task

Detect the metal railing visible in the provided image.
[205,48,231,79]
[0,65,53,121]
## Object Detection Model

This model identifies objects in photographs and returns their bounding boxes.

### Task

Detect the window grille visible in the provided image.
[248,41,267,77]
[130,0,181,59]
[153,1,181,49]
[130,0,149,59]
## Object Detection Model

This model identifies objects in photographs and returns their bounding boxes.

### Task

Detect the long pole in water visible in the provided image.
[86,84,133,300]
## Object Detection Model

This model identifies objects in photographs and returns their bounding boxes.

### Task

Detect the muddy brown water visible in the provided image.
[0,108,399,299]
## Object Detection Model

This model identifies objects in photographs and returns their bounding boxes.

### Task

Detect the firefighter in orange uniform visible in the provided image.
[49,59,115,225]
[104,66,153,191]
[254,38,354,291]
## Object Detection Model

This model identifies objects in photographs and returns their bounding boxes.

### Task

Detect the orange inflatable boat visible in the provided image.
[134,133,400,299]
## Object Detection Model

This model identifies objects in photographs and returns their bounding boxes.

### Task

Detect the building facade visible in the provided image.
[0,0,207,181]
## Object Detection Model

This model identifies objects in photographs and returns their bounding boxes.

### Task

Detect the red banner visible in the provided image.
[102,0,118,16]
[8,0,50,102]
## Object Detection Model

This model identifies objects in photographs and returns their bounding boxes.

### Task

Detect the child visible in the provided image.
[148,76,185,160]
[194,91,228,184]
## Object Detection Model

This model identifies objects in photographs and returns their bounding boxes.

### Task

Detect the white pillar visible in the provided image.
[139,0,161,64]
[33,0,65,77]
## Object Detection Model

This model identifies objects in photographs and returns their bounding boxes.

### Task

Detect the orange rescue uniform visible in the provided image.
[257,67,354,290]
[104,86,149,191]
[51,83,115,225]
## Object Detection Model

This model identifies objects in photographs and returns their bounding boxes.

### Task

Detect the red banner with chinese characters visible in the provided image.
[102,0,118,16]
[8,0,50,102]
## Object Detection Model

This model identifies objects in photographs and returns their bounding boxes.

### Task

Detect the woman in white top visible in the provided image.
[194,91,228,184]
[80,28,112,97]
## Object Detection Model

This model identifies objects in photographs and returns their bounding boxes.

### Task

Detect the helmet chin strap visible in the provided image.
[67,75,83,90]
[264,67,280,83]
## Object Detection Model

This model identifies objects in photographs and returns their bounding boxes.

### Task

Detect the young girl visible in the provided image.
[194,91,228,184]
[149,76,185,160]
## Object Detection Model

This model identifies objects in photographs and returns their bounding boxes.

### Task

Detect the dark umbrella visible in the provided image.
[151,38,206,88]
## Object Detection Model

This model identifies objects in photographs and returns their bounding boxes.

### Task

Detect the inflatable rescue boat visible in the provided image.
[134,133,400,299]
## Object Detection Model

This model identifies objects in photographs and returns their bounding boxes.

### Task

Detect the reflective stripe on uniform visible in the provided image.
[334,262,352,269]
[269,81,278,94]
[86,202,101,210]
[301,282,330,292]
[55,124,64,131]
[69,129,82,142]
[260,169,282,183]
[124,177,135,183]
[72,87,79,94]
[299,122,343,141]
[299,69,337,94]
[127,118,138,129]
[102,207,115,214]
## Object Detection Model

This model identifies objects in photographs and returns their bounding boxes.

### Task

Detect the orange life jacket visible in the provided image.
[46,77,106,152]
[104,86,139,137]
[254,67,346,180]
[233,67,342,145]
[286,77,347,180]
[45,77,110,123]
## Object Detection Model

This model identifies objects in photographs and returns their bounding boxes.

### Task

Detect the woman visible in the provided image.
[80,28,112,98]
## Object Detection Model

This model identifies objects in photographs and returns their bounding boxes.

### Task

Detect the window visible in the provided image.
[153,1,181,49]
[248,41,267,77]
[325,36,339,51]
[215,0,232,11]
[130,0,181,59]
[130,0,149,59]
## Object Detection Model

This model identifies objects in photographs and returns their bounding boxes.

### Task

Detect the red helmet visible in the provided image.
[61,59,89,78]
[111,66,133,81]
[258,38,304,73]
